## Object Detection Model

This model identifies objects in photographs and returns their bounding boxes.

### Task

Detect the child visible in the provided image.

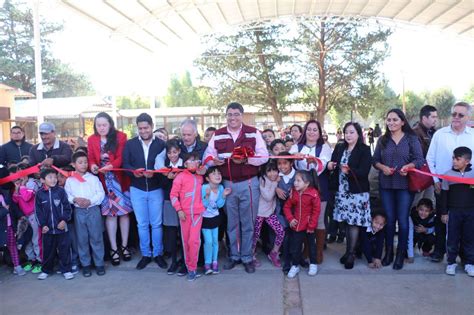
[64,151,106,277]
[58,165,80,274]
[252,161,285,268]
[284,139,294,152]
[284,169,321,278]
[161,139,184,275]
[201,167,231,275]
[270,139,286,156]
[0,191,26,276]
[276,152,296,273]
[410,198,436,257]
[11,166,42,273]
[440,146,474,277]
[35,168,74,280]
[360,210,387,269]
[170,152,205,281]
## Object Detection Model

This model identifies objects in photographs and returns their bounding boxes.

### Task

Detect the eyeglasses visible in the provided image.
[451,112,466,118]
[226,113,242,118]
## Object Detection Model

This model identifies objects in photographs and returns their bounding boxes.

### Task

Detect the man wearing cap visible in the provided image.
[29,122,73,167]
[0,126,33,166]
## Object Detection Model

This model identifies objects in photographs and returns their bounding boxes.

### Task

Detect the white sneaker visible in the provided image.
[37,272,49,280]
[13,266,26,276]
[446,263,457,276]
[308,264,318,276]
[464,264,474,277]
[71,265,79,275]
[63,272,74,280]
[287,266,300,279]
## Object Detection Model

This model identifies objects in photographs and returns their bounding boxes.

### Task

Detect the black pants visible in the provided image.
[281,227,291,268]
[289,230,316,266]
[447,209,474,265]
[414,233,435,253]
[433,192,447,257]
[42,232,72,274]
[164,226,181,263]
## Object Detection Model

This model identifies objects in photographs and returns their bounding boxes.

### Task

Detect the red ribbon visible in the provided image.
[0,164,41,185]
[407,168,474,185]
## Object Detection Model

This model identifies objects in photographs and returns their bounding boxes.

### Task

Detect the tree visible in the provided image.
[428,87,456,124]
[297,17,392,124]
[0,0,93,97]
[164,71,207,107]
[116,95,150,109]
[463,83,474,104]
[195,23,297,127]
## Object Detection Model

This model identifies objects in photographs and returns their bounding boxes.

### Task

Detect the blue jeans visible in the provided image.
[130,187,164,257]
[202,227,219,264]
[379,188,414,252]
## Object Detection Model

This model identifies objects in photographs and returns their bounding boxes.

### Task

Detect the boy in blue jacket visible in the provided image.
[35,168,74,280]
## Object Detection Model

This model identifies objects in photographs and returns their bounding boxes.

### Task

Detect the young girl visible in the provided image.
[201,167,231,275]
[276,152,296,273]
[161,140,184,275]
[170,152,205,281]
[252,161,285,268]
[283,169,321,278]
[11,166,42,273]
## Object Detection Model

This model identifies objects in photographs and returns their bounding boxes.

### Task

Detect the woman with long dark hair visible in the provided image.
[328,122,372,269]
[289,119,332,265]
[88,112,133,266]
[373,109,424,270]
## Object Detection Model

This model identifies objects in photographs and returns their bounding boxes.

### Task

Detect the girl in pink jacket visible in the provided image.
[170,152,205,281]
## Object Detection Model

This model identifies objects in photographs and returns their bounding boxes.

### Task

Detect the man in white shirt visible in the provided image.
[426,101,474,262]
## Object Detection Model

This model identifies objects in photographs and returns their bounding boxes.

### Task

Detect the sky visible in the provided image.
[32,1,474,100]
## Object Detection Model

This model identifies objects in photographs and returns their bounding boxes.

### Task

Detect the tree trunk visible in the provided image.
[317,21,327,126]
[255,29,284,128]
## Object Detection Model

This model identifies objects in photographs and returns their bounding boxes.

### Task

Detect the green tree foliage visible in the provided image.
[195,23,297,127]
[464,83,474,104]
[428,87,456,123]
[0,0,93,97]
[116,95,150,109]
[297,17,392,124]
[164,71,208,107]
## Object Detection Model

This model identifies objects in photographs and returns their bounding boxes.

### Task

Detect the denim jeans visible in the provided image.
[130,187,164,257]
[379,188,414,252]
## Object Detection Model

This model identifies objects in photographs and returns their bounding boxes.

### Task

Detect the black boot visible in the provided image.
[339,252,349,264]
[393,249,405,270]
[344,254,355,269]
[382,246,394,266]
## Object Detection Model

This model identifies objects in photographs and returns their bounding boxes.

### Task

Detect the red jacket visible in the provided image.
[87,131,130,192]
[283,187,321,232]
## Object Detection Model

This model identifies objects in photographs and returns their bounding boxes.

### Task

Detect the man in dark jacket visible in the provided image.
[0,126,32,165]
[122,113,168,271]
[179,118,208,161]
[29,122,72,167]
[413,105,438,157]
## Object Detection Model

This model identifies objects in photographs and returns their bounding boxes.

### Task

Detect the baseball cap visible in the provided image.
[39,122,55,134]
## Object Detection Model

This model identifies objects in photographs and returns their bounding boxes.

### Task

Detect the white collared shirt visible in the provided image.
[280,168,296,184]
[289,143,332,175]
[426,125,474,183]
[139,136,154,162]
[37,138,60,151]
[169,158,183,168]
[64,172,105,208]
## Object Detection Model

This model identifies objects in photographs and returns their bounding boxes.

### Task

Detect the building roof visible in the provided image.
[59,0,474,52]
[0,83,35,98]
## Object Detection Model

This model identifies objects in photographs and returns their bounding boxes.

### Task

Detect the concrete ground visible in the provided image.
[1,243,473,315]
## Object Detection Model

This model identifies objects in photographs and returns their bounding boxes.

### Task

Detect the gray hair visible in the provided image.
[452,101,472,116]
[180,119,198,133]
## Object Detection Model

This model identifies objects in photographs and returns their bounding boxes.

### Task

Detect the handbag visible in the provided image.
[408,164,433,192]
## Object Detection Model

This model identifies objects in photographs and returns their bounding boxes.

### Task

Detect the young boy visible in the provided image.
[441,146,474,277]
[65,151,105,277]
[35,168,74,280]
[410,198,436,257]
[360,210,387,269]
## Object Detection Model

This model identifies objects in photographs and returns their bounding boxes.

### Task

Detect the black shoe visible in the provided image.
[96,266,106,276]
[136,256,152,270]
[243,262,255,273]
[120,245,132,262]
[299,259,309,268]
[167,262,178,275]
[154,255,168,269]
[282,263,291,274]
[110,249,120,266]
[224,259,237,270]
[429,253,443,263]
[177,264,187,276]
[336,236,345,243]
[393,250,405,270]
[382,246,394,266]
[327,235,337,244]
[344,254,355,270]
[82,266,92,277]
[339,253,349,265]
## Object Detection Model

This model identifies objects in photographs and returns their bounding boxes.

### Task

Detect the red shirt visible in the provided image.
[283,187,321,232]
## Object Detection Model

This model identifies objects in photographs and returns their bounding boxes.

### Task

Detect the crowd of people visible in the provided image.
[1,101,473,282]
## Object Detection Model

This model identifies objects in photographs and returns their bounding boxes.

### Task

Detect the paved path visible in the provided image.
[1,243,473,315]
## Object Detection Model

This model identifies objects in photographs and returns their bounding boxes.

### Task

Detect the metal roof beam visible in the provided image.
[409,0,436,22]
[426,0,462,25]
[275,0,278,16]
[137,0,183,40]
[375,0,391,16]
[325,0,333,16]
[442,9,473,29]
[215,2,229,24]
[235,0,245,22]
[341,0,352,15]
[292,0,296,15]
[309,0,316,15]
[391,0,411,20]
[165,0,198,34]
[459,24,474,35]
[359,0,371,15]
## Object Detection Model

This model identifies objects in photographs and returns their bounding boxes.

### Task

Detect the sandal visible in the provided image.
[121,245,132,262]
[110,249,121,266]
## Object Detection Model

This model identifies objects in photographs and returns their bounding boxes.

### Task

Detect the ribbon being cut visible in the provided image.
[0,164,85,185]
